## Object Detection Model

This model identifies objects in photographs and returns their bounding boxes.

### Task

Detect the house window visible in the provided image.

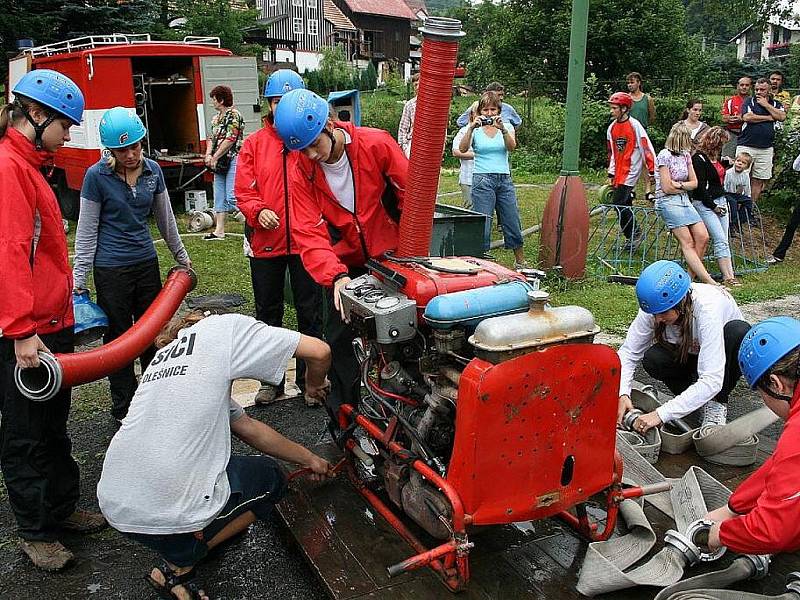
[308,19,319,36]
[292,0,302,6]
[293,17,303,34]
[269,0,277,5]
[307,0,316,8]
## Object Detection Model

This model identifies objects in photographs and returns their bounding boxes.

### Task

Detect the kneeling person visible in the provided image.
[97,311,332,600]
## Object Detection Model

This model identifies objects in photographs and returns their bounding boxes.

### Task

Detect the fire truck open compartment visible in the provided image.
[131,57,201,157]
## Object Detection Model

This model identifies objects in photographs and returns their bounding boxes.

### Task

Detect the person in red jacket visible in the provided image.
[707,316,800,555]
[234,70,323,406]
[273,88,407,411]
[0,70,106,571]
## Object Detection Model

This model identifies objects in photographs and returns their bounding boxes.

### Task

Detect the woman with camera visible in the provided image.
[204,85,245,241]
[690,126,739,287]
[458,91,526,268]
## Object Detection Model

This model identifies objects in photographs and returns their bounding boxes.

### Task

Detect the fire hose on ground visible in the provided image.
[14,266,197,401]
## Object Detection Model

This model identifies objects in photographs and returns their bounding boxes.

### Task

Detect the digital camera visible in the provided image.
[479,116,495,126]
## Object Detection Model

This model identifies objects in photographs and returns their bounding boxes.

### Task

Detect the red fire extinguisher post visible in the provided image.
[538,0,591,279]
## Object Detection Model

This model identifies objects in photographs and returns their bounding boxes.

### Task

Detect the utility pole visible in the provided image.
[538,0,590,279]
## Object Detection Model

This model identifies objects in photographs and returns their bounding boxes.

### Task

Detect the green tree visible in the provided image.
[172,0,258,54]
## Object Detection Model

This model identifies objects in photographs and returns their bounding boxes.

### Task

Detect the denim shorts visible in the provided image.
[213,155,238,213]
[123,454,286,567]
[655,192,702,229]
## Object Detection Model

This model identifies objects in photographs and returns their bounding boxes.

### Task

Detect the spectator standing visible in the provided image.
[787,94,800,130]
[681,98,709,147]
[724,152,754,230]
[73,107,191,424]
[721,76,752,158]
[235,70,323,406]
[626,72,657,201]
[452,101,478,209]
[456,82,523,128]
[0,70,107,572]
[691,126,739,287]
[459,91,527,268]
[737,77,786,203]
[766,152,800,265]
[605,92,656,251]
[397,73,419,158]
[204,85,245,241]
[769,70,791,109]
[654,122,717,285]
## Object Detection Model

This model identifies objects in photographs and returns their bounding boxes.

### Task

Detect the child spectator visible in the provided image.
[724,152,754,230]
[397,73,419,158]
[452,101,478,209]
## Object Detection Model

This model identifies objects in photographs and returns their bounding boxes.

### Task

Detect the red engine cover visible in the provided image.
[446,343,620,525]
[374,258,524,314]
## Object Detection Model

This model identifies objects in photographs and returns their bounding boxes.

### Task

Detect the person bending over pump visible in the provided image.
[706,317,800,555]
[97,311,333,600]
[616,260,750,433]
[273,88,408,413]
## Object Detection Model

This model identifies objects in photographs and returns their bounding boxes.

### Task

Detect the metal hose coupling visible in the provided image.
[786,572,800,595]
[13,351,63,402]
[621,408,644,432]
[665,519,727,566]
[741,553,771,580]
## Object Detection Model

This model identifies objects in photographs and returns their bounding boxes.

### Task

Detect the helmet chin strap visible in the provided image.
[324,128,337,159]
[16,99,56,151]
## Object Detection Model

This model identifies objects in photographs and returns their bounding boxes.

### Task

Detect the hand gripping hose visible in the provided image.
[14,266,197,401]
[396,17,464,258]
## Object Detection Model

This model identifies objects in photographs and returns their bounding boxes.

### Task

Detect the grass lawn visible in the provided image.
[65,170,800,338]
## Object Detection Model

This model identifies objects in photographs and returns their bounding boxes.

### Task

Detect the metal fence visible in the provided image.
[588,204,768,281]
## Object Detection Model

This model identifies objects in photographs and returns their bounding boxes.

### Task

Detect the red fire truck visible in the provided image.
[7,33,261,219]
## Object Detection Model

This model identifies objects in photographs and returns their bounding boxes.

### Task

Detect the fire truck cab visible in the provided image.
[7,33,261,219]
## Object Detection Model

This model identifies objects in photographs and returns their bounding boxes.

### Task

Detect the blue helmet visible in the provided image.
[738,317,800,388]
[12,69,84,125]
[635,260,691,314]
[274,88,329,150]
[99,107,147,149]
[264,69,304,99]
[73,291,109,345]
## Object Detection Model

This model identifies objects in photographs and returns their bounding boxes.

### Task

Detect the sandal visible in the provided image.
[145,562,208,600]
[722,278,743,288]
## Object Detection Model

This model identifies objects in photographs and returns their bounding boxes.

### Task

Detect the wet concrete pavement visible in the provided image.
[1,295,799,599]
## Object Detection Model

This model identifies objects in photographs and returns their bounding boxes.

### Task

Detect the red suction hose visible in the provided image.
[14,266,197,401]
[396,17,464,258]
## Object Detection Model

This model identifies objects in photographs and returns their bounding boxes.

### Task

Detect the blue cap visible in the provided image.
[73,291,109,345]
[12,69,84,125]
[264,69,304,98]
[99,107,147,149]
[635,260,691,314]
[738,317,800,388]
[273,89,329,151]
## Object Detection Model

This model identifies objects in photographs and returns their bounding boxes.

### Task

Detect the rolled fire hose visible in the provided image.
[14,266,197,401]
[624,383,778,466]
[654,554,772,600]
[187,209,215,233]
[660,571,800,600]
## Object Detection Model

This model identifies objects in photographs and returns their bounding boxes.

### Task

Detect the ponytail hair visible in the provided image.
[653,292,695,364]
[155,310,208,348]
[0,97,50,139]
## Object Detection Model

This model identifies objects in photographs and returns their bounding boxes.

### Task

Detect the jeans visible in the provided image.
[0,328,80,542]
[94,258,162,419]
[773,197,800,260]
[124,455,286,567]
[213,155,238,213]
[611,184,639,240]
[693,197,731,259]
[249,255,323,392]
[471,173,524,251]
[641,320,750,404]
[726,193,754,227]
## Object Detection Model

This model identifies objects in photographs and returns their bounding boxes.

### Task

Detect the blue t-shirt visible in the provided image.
[80,157,164,267]
[737,97,784,149]
[472,124,513,175]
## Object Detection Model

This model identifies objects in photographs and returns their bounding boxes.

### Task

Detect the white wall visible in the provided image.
[274,48,323,72]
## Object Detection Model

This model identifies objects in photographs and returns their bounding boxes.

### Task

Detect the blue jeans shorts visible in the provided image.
[655,192,702,230]
[124,454,286,567]
[213,155,238,213]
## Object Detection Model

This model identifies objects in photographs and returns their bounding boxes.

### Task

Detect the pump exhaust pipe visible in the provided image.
[15,266,197,401]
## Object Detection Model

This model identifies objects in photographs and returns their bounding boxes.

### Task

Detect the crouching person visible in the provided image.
[706,317,800,554]
[96,311,333,599]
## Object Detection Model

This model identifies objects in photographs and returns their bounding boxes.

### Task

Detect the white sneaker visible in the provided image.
[702,400,727,427]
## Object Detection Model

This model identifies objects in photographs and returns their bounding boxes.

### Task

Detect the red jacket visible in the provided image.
[720,382,800,554]
[289,121,408,287]
[0,128,73,339]
[234,122,299,258]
